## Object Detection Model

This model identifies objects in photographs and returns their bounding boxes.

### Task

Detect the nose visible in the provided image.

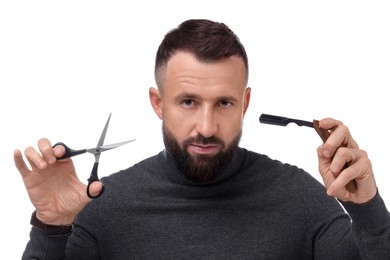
[195,106,218,138]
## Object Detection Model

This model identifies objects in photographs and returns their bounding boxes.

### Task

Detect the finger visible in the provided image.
[328,147,352,175]
[327,148,371,194]
[24,146,47,170]
[323,128,359,161]
[38,138,57,164]
[318,117,343,130]
[317,145,353,186]
[86,182,104,199]
[330,147,369,176]
[322,125,350,158]
[317,145,337,188]
[317,118,344,159]
[325,147,358,190]
[317,144,331,173]
[14,149,31,178]
[327,163,360,196]
[52,144,66,159]
[319,169,337,190]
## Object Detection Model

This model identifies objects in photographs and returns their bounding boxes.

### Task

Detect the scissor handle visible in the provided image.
[53,142,86,160]
[87,162,105,199]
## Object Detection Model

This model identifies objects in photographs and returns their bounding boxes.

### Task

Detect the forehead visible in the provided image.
[162,52,247,96]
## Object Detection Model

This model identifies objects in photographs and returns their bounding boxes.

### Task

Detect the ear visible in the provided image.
[149,87,163,120]
[242,87,251,116]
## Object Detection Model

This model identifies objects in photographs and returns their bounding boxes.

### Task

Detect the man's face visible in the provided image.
[150,52,251,182]
[162,123,242,182]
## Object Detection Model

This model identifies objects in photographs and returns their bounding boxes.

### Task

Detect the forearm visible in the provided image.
[342,191,390,260]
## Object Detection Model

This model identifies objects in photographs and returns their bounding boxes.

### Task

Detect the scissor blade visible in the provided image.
[97,113,112,148]
[259,114,313,128]
[99,139,136,152]
[86,139,136,154]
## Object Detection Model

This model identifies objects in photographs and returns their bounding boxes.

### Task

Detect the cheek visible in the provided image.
[220,117,243,140]
[163,110,193,142]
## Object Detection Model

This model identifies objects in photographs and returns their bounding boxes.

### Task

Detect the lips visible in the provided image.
[189,143,220,155]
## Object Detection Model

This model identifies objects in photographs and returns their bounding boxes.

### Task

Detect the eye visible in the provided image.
[219,100,232,108]
[181,99,195,108]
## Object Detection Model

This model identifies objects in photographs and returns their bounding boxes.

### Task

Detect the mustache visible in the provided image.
[183,134,225,147]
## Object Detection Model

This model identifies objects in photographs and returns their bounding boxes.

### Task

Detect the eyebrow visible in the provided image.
[174,92,240,103]
[175,92,199,100]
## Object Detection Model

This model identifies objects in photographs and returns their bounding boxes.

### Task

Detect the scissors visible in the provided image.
[259,113,357,193]
[53,114,135,199]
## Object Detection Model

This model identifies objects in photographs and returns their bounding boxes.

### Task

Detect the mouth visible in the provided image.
[188,143,221,155]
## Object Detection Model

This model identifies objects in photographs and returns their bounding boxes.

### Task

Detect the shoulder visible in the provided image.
[240,148,326,195]
[99,152,162,190]
[241,148,301,175]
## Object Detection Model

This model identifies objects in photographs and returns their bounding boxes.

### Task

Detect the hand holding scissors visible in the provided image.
[53,114,135,199]
[14,114,134,225]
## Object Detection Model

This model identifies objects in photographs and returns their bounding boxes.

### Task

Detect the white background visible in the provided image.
[1,1,389,257]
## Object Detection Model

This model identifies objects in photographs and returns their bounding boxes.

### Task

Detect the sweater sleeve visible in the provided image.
[22,200,101,259]
[22,227,69,260]
[341,191,390,260]
[297,168,361,260]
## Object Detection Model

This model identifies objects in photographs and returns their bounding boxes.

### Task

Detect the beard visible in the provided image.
[162,124,241,183]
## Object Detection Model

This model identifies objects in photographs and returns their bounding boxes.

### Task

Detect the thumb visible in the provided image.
[85,181,105,200]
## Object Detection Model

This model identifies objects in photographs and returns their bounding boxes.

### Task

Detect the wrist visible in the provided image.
[30,211,74,235]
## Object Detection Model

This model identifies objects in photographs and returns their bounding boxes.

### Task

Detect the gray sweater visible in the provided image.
[23,148,390,259]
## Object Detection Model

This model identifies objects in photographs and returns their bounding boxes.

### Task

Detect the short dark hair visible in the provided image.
[154,19,249,88]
